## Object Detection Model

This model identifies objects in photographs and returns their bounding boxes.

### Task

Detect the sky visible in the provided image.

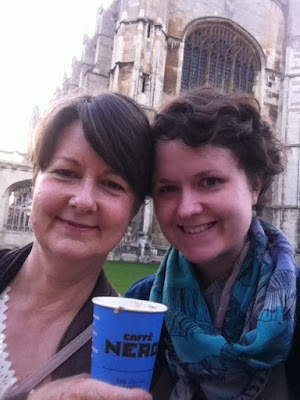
[0,0,112,153]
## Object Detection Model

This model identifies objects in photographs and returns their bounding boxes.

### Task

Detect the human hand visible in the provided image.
[28,375,152,400]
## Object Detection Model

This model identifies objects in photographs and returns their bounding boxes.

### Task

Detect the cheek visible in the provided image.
[222,183,254,211]
[31,187,62,222]
[221,200,252,221]
[30,200,44,233]
[30,190,43,219]
[106,198,135,226]
[30,197,47,229]
[153,200,171,230]
[220,198,253,235]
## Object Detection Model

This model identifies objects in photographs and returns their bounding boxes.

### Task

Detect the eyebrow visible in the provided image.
[52,157,115,175]
[155,170,223,183]
[154,178,174,184]
[53,156,80,165]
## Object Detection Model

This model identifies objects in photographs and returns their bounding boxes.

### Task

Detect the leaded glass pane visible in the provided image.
[199,50,207,86]
[181,43,192,91]
[217,55,224,87]
[234,59,241,90]
[224,57,232,91]
[209,53,217,84]
[191,46,200,88]
[241,63,248,92]
[247,65,255,93]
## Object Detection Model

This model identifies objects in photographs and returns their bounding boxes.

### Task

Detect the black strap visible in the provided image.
[7,323,93,398]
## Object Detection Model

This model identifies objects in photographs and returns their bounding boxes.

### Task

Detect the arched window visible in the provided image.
[4,183,32,232]
[181,23,260,93]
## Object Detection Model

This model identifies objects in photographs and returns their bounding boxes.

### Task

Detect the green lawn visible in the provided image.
[104,261,158,295]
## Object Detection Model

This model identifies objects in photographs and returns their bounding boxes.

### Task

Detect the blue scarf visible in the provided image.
[150,219,297,390]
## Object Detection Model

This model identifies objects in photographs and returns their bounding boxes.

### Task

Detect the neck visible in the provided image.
[194,260,232,290]
[194,235,250,290]
[12,242,106,313]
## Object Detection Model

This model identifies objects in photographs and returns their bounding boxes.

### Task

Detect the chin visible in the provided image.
[182,249,220,265]
[49,243,100,261]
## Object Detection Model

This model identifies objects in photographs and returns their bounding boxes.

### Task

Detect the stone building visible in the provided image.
[1,0,300,263]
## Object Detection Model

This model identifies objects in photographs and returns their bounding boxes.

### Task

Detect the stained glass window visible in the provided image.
[181,24,260,93]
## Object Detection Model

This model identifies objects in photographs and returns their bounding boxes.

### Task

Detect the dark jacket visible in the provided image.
[125,269,300,400]
[0,244,118,399]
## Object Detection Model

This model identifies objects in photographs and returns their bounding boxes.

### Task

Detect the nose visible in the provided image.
[177,189,203,219]
[69,180,97,212]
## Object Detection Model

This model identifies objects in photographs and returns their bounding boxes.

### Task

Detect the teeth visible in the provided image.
[182,223,213,234]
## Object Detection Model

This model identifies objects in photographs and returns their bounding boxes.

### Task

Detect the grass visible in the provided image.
[104,261,158,295]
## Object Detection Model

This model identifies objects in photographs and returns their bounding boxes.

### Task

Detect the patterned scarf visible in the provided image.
[150,219,297,399]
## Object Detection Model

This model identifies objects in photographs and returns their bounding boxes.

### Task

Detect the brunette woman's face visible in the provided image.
[31,120,136,262]
[153,140,260,270]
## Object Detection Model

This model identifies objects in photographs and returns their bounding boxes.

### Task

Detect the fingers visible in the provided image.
[123,388,152,400]
[83,381,152,400]
[74,379,152,400]
[28,377,152,400]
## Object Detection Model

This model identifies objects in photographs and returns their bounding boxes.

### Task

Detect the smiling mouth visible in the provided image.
[180,222,214,234]
[60,218,97,229]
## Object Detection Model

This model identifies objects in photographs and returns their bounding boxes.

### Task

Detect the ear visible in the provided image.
[252,190,260,206]
[250,177,261,206]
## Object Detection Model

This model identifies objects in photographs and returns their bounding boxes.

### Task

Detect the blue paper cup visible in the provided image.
[91,296,167,391]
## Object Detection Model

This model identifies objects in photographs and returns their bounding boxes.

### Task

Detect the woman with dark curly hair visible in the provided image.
[127,87,300,399]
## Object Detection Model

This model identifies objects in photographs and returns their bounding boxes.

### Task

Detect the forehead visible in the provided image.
[47,121,114,176]
[53,120,86,155]
[154,140,240,177]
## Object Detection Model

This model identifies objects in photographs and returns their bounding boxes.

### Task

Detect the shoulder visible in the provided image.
[124,274,156,300]
[295,265,300,299]
[0,243,32,266]
[0,243,33,292]
[285,266,300,397]
[0,248,12,260]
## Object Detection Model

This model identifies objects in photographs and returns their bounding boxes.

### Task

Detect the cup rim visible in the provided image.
[92,296,168,314]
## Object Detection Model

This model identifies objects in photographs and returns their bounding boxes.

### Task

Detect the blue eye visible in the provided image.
[103,180,125,192]
[157,185,177,195]
[54,169,76,178]
[203,177,220,188]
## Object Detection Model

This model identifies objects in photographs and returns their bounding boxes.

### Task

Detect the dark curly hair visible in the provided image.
[152,87,284,212]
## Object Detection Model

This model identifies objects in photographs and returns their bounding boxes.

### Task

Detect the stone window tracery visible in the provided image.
[4,184,32,232]
[181,24,260,93]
